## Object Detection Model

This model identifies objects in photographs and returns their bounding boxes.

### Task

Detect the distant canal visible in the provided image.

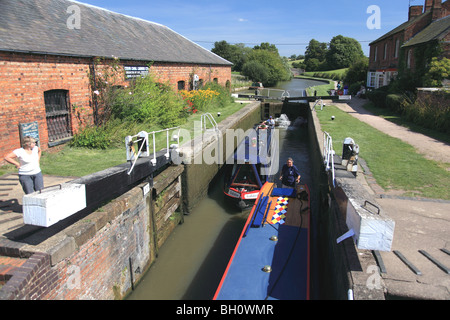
[240,77,328,99]
[127,78,316,300]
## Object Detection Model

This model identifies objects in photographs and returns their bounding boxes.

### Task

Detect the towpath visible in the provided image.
[328,97,450,300]
[336,97,450,166]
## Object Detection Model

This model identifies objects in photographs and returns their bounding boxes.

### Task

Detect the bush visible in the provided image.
[242,60,269,85]
[70,126,111,149]
[404,90,450,133]
[349,82,364,96]
[386,94,407,113]
[366,87,389,108]
[423,57,450,87]
[110,74,187,127]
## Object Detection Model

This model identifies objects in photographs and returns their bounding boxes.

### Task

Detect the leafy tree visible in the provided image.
[243,49,291,86]
[211,41,249,72]
[423,57,450,87]
[326,35,365,69]
[304,39,328,71]
[344,57,369,85]
[242,60,269,84]
[253,42,279,54]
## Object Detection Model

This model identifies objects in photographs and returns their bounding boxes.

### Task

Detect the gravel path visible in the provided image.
[333,97,450,167]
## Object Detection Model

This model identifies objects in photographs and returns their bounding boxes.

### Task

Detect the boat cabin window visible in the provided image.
[230,164,260,188]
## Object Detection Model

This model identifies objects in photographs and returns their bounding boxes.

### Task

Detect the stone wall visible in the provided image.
[0,165,183,300]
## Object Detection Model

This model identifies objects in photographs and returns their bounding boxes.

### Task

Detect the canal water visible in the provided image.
[127,78,319,300]
[127,124,312,300]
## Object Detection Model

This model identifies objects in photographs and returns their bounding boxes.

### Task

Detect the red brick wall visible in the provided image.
[150,62,232,89]
[368,33,403,71]
[0,52,231,162]
[0,52,93,159]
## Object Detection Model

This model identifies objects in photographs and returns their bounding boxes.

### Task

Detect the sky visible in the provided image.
[75,0,422,58]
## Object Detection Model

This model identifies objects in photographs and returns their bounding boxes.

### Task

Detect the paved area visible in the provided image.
[335,97,450,300]
[0,173,74,281]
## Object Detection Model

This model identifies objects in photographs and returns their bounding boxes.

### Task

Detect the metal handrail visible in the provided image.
[323,131,336,187]
[126,126,180,175]
[201,113,219,132]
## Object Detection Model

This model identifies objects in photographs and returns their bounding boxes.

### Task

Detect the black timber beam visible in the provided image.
[69,149,173,211]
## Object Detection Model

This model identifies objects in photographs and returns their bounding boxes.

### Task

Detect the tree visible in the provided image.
[242,60,269,84]
[304,39,328,71]
[326,35,365,69]
[253,42,279,54]
[211,41,249,72]
[423,57,450,87]
[344,57,369,85]
[242,49,291,87]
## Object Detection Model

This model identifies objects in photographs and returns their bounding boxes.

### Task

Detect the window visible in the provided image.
[407,49,412,69]
[374,46,378,62]
[384,43,388,60]
[377,73,385,88]
[367,72,376,88]
[177,81,185,91]
[44,90,72,144]
[394,39,400,58]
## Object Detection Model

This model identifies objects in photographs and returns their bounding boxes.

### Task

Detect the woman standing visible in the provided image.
[4,136,44,194]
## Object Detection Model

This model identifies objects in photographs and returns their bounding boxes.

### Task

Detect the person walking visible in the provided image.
[279,157,301,188]
[4,136,44,194]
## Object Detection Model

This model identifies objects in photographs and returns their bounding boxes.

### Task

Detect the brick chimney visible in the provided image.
[409,5,424,20]
[431,0,443,20]
[425,0,434,12]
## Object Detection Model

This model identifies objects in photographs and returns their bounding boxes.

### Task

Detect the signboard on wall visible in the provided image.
[124,66,149,79]
[19,121,40,147]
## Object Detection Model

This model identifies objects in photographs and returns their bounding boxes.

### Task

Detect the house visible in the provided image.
[367,0,449,89]
[0,0,232,159]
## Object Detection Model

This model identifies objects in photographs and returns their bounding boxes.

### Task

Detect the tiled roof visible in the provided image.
[369,11,432,45]
[0,0,232,66]
[402,15,450,47]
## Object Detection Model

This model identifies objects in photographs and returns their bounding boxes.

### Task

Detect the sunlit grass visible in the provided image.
[0,102,246,178]
[316,105,450,200]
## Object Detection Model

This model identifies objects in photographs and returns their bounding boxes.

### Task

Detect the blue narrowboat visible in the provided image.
[214,182,311,300]
[223,125,278,210]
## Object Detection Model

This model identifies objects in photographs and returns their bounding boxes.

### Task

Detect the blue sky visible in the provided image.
[76,0,419,57]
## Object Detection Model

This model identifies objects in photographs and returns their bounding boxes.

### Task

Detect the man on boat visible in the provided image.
[260,116,275,129]
[279,157,301,188]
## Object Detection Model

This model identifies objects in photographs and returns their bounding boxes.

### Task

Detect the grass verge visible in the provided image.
[0,102,246,178]
[316,104,450,200]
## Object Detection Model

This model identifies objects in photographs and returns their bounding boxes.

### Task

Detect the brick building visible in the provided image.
[0,0,232,159]
[367,0,449,89]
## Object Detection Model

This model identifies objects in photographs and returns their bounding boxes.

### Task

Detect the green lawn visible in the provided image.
[316,105,450,200]
[0,102,246,178]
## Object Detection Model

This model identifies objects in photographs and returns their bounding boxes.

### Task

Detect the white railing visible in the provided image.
[312,98,324,111]
[125,126,181,175]
[323,131,336,187]
[201,113,219,133]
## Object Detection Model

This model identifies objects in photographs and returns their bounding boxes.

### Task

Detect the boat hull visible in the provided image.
[214,182,311,300]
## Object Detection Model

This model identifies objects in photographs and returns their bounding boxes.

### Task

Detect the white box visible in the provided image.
[23,183,86,227]
[345,198,395,252]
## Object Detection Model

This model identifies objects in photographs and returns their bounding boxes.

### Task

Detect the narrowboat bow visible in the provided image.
[223,125,277,210]
[214,182,311,300]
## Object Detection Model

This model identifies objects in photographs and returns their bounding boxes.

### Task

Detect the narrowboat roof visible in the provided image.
[214,182,311,300]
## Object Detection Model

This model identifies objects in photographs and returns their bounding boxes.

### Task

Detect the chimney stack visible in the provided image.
[425,0,433,12]
[409,5,424,20]
[431,0,443,20]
